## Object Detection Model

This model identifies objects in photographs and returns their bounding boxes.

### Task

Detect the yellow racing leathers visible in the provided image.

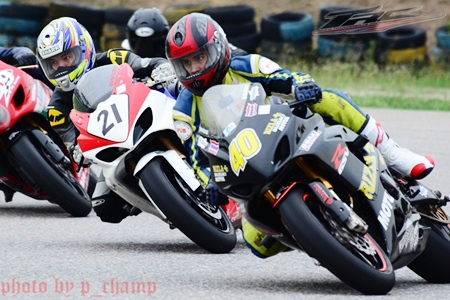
[173,54,370,258]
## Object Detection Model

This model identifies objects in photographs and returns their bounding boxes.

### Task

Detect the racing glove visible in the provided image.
[294,81,322,105]
[150,63,177,89]
[69,143,91,168]
[2,52,37,67]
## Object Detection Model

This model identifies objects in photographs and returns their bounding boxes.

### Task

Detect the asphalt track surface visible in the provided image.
[1,108,450,299]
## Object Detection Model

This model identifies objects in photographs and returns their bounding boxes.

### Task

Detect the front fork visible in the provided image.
[267,157,368,233]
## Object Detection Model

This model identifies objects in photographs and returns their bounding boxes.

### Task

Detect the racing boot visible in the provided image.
[91,173,140,223]
[360,116,434,179]
[241,216,288,258]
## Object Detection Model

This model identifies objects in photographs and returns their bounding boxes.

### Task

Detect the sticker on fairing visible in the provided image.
[174,120,193,141]
[259,57,281,74]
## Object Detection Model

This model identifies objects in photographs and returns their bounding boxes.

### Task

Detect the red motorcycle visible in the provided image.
[0,61,93,217]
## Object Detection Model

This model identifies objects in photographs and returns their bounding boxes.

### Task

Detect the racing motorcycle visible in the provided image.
[198,82,450,294]
[0,61,93,217]
[69,63,236,254]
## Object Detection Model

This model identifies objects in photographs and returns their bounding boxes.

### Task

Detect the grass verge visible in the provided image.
[284,59,450,111]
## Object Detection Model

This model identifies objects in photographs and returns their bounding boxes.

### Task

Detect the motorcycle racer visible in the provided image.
[36,17,170,224]
[166,13,435,258]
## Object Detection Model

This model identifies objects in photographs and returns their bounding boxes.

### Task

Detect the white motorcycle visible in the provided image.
[69,63,236,253]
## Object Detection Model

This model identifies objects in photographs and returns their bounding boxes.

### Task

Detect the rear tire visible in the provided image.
[278,185,395,295]
[9,134,92,217]
[140,157,236,253]
[408,221,450,283]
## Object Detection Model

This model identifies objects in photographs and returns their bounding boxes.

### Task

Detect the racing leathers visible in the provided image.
[47,48,168,146]
[173,54,368,188]
[173,54,434,258]
[47,48,168,223]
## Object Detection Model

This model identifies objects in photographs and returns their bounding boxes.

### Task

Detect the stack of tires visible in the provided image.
[0,2,48,48]
[203,5,259,54]
[164,4,259,54]
[100,7,135,51]
[431,25,450,65]
[259,12,314,61]
[163,4,208,25]
[374,25,428,65]
[316,6,374,62]
[44,1,105,51]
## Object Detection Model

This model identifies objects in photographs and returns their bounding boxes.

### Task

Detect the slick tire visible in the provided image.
[278,184,395,295]
[140,157,236,253]
[408,223,450,283]
[8,133,92,217]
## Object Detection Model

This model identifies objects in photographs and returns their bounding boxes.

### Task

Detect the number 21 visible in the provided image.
[97,103,123,136]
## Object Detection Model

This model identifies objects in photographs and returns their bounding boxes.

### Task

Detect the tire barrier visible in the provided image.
[45,1,105,50]
[100,7,135,51]
[431,46,450,65]
[435,25,450,49]
[374,26,428,65]
[259,12,314,61]
[0,2,48,48]
[317,36,369,62]
[431,25,450,65]
[0,2,445,67]
[163,4,208,25]
[316,5,374,61]
[204,5,259,54]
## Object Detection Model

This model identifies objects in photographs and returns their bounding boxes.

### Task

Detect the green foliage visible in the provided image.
[284,60,450,111]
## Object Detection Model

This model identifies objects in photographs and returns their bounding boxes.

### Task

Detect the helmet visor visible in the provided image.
[168,43,219,82]
[39,46,83,80]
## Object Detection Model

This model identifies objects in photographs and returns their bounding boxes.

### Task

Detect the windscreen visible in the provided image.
[200,83,267,139]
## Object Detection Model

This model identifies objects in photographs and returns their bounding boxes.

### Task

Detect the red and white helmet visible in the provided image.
[165,13,230,96]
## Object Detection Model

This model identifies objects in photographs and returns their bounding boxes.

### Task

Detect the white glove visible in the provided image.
[69,144,90,167]
[150,63,177,88]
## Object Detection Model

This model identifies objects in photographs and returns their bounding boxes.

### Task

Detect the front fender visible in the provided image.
[134,150,201,191]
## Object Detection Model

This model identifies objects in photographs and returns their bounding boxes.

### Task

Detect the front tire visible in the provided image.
[140,157,236,253]
[8,133,92,217]
[278,185,395,295]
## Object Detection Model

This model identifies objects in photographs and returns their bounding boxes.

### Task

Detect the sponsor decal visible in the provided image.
[331,143,349,174]
[223,122,237,137]
[258,105,270,115]
[39,45,61,58]
[0,70,17,105]
[47,108,65,126]
[245,103,258,117]
[135,27,154,37]
[377,192,395,231]
[398,217,420,254]
[212,165,229,182]
[248,85,260,102]
[258,57,281,74]
[208,140,219,155]
[196,135,208,149]
[358,143,378,200]
[419,185,428,197]
[311,182,333,205]
[263,113,290,135]
[299,129,322,151]
[173,120,192,141]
